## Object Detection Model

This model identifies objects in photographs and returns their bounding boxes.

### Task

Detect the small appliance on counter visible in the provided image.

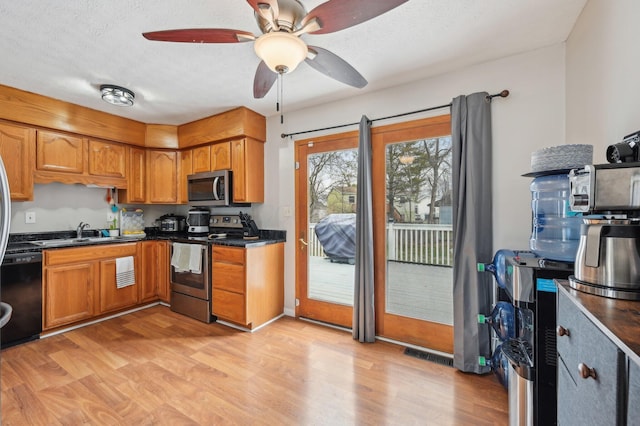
[157,214,186,233]
[119,208,146,238]
[187,207,210,234]
[569,162,640,300]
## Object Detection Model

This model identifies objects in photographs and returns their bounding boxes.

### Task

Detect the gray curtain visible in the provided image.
[451,92,494,373]
[353,115,375,343]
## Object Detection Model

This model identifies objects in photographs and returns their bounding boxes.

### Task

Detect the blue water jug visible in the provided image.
[529,174,582,262]
[478,301,515,341]
[479,344,509,389]
[477,249,524,289]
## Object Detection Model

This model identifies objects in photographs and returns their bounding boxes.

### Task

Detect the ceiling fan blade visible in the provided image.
[302,0,409,35]
[142,29,255,43]
[253,61,277,98]
[305,46,367,88]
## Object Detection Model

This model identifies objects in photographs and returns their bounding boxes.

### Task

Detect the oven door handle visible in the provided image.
[0,302,13,329]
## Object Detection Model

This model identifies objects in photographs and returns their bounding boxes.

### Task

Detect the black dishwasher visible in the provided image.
[1,251,42,348]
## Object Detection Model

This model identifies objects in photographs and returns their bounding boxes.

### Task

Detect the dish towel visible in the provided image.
[188,245,202,274]
[171,243,202,274]
[115,256,135,289]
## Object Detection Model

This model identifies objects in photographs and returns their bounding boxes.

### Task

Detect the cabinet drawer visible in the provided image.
[212,262,245,293]
[44,243,137,266]
[556,290,622,425]
[212,246,245,264]
[212,289,246,324]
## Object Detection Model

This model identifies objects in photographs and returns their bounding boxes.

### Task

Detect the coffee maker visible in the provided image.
[568,162,640,299]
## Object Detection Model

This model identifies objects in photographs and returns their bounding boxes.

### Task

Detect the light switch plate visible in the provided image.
[25,211,36,224]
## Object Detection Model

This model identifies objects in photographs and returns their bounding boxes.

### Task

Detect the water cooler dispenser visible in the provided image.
[504,255,573,425]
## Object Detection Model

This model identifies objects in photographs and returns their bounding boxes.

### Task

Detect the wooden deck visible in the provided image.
[308,256,453,325]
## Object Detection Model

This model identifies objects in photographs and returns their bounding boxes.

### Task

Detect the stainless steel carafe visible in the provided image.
[572,219,640,299]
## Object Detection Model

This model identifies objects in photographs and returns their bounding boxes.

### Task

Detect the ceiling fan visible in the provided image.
[142,0,409,99]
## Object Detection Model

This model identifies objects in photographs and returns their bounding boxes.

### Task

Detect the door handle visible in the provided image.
[299,238,308,249]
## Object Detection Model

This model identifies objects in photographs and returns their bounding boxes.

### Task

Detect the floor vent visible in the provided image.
[404,347,454,367]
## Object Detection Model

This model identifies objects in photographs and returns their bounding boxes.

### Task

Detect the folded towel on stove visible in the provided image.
[115,256,135,288]
[171,243,202,274]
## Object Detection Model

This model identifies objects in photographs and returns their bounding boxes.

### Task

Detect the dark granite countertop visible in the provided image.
[6,229,286,254]
[557,280,640,365]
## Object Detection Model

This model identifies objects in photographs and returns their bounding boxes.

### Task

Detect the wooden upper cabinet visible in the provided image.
[211,141,231,171]
[0,122,35,201]
[178,149,192,204]
[231,138,264,203]
[119,146,145,204]
[191,141,232,175]
[192,145,211,173]
[36,130,85,173]
[146,150,178,203]
[88,140,126,178]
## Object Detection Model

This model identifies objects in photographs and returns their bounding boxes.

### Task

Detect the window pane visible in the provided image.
[385,137,453,325]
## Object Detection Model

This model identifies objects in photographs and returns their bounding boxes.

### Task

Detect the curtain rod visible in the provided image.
[280,89,510,139]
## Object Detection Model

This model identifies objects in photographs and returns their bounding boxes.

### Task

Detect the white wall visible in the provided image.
[566,0,640,160]
[254,44,567,314]
[10,183,178,234]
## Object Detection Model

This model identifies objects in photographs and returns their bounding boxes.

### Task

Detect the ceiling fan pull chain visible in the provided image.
[278,72,284,124]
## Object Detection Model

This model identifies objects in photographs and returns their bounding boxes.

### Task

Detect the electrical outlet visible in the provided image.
[25,211,36,224]
[107,212,116,222]
[282,206,292,217]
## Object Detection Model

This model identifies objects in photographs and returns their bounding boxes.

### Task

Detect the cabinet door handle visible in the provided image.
[557,325,570,337]
[299,238,308,249]
[578,363,597,380]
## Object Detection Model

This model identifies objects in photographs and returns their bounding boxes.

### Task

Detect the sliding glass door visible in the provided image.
[295,114,454,353]
[295,132,358,327]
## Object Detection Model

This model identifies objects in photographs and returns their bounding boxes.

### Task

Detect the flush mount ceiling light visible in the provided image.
[254,32,307,74]
[100,84,135,107]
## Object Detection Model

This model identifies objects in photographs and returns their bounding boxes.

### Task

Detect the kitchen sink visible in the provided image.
[29,236,120,247]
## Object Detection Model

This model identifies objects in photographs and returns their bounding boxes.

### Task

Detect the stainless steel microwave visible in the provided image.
[187,171,231,206]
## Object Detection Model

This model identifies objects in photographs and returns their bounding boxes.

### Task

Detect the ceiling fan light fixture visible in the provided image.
[100,84,135,107]
[254,32,307,74]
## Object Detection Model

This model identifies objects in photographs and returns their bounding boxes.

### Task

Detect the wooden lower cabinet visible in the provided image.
[211,243,284,329]
[43,261,97,329]
[43,243,140,330]
[99,257,139,313]
[139,240,170,303]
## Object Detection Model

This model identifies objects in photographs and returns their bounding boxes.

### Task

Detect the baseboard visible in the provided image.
[216,313,286,333]
[40,302,161,339]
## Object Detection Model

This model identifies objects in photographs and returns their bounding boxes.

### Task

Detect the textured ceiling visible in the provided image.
[0,0,586,125]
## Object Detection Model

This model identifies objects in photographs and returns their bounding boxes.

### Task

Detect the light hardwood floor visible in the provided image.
[1,306,507,425]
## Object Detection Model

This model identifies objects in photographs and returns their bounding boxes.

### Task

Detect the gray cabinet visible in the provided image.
[556,290,624,426]
[628,360,640,424]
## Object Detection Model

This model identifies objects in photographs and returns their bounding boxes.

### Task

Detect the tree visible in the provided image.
[422,137,452,223]
[308,149,358,221]
[385,137,452,223]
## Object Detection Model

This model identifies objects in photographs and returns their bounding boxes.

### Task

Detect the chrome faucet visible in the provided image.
[76,222,89,239]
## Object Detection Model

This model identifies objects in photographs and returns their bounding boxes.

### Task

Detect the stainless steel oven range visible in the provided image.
[169,240,212,323]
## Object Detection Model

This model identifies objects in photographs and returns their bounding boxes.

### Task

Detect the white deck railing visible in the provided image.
[308,222,453,267]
